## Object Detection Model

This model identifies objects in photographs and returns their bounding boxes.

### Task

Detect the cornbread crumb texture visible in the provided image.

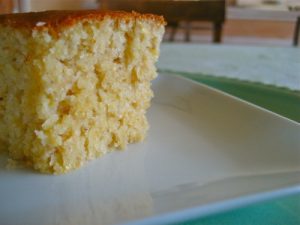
[0,10,165,174]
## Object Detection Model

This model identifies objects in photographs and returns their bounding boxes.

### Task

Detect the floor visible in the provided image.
[164,19,297,47]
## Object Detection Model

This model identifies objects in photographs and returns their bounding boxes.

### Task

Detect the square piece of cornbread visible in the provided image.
[0,10,165,174]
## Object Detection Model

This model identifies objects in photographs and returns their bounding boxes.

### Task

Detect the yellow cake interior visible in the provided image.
[0,12,165,174]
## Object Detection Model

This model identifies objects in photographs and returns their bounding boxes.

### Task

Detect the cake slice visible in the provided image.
[0,10,165,174]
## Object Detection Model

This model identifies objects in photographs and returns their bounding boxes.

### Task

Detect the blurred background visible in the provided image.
[0,0,299,46]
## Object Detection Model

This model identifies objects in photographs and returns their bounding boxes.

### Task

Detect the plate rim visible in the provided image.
[156,72,300,126]
[123,184,300,225]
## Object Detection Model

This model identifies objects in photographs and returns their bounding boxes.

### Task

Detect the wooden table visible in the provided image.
[101,0,226,43]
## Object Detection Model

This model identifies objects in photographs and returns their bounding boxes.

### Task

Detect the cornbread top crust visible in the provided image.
[0,10,166,30]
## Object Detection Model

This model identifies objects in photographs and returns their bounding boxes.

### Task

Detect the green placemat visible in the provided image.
[158,70,300,225]
[173,193,300,225]
[159,70,300,123]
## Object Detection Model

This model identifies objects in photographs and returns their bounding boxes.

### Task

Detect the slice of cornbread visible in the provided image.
[0,10,165,174]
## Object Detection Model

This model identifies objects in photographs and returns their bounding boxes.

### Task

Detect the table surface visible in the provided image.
[158,43,300,91]
[157,43,300,225]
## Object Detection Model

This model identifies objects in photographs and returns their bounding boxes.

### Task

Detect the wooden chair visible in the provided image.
[293,16,300,46]
[101,0,226,43]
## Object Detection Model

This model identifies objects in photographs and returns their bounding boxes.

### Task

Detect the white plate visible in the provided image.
[1,73,300,225]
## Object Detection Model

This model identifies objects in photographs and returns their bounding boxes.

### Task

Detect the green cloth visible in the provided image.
[175,194,300,225]
[159,70,300,225]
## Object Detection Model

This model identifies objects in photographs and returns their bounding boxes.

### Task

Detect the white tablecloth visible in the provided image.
[157,44,300,91]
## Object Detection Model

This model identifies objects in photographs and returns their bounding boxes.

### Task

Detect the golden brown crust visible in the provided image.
[0,10,166,30]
